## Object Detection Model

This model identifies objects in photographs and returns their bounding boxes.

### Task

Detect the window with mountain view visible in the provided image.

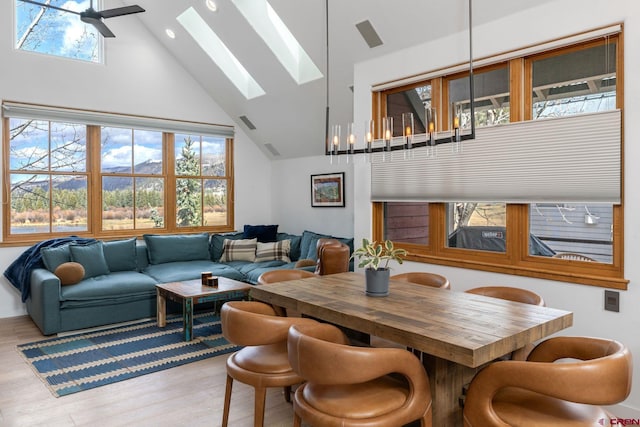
[101,127,164,231]
[8,119,89,234]
[15,0,102,63]
[174,134,229,228]
[3,107,234,242]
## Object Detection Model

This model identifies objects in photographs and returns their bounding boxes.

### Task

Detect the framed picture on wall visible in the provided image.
[311,172,345,207]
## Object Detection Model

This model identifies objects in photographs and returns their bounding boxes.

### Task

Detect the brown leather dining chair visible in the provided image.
[391,272,451,289]
[465,285,545,306]
[257,269,315,285]
[220,301,319,427]
[463,336,632,427]
[465,286,545,360]
[294,238,351,275]
[287,322,433,427]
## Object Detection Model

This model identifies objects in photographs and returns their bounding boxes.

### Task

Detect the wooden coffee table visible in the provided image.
[156,277,251,341]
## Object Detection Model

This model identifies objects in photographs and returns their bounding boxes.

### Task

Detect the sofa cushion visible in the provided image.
[69,241,111,279]
[210,231,244,261]
[103,237,138,272]
[41,245,71,272]
[144,233,210,264]
[60,271,157,308]
[143,260,245,283]
[220,238,257,262]
[54,262,85,286]
[277,233,302,261]
[243,224,278,243]
[254,240,291,263]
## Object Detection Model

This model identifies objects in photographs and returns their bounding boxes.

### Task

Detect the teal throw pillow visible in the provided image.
[277,233,301,261]
[103,237,138,272]
[144,233,210,264]
[69,241,110,279]
[301,230,331,260]
[41,245,71,272]
[301,230,354,261]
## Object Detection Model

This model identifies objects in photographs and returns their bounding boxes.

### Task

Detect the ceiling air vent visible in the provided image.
[239,115,256,130]
[355,20,383,48]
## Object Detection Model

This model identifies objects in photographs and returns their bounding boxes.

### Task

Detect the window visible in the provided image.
[373,32,625,289]
[8,119,89,234]
[448,66,510,129]
[174,133,229,227]
[3,104,234,243]
[15,0,102,63]
[101,127,164,231]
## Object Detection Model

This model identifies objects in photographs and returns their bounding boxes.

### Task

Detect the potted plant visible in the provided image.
[351,238,407,296]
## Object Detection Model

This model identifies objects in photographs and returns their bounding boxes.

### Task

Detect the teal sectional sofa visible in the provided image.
[25,229,353,335]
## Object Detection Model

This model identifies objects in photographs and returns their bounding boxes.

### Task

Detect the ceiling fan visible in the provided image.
[19,0,145,38]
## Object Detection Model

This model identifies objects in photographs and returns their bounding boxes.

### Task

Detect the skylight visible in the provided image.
[230,0,323,85]
[177,7,265,100]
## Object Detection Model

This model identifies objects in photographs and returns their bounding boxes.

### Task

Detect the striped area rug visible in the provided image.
[17,312,238,397]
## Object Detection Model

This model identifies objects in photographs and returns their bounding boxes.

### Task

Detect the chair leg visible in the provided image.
[283,385,292,403]
[222,374,233,427]
[254,386,267,427]
[293,412,302,427]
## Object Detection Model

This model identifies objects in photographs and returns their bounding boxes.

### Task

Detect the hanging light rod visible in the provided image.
[325,0,476,157]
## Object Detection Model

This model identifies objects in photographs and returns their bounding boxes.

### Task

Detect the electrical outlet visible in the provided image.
[604,290,620,312]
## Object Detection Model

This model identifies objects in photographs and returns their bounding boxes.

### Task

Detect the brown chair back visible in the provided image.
[257,269,315,286]
[463,336,632,427]
[315,238,350,275]
[391,272,450,289]
[288,323,433,426]
[221,301,316,346]
[465,286,544,306]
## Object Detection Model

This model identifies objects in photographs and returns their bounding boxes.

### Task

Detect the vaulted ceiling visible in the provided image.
[121,0,556,159]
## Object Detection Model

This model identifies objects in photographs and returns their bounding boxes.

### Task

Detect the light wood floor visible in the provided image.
[0,315,296,427]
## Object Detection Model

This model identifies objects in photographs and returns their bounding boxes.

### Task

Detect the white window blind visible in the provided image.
[2,102,234,137]
[371,110,621,204]
[373,24,621,92]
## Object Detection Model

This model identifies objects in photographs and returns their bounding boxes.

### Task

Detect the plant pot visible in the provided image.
[365,268,390,297]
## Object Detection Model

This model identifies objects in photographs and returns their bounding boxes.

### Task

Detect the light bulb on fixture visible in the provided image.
[165,29,176,39]
[347,123,356,155]
[383,117,393,152]
[425,107,436,158]
[451,102,462,153]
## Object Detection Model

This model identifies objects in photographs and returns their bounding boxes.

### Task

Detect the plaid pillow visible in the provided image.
[254,240,291,263]
[220,238,257,262]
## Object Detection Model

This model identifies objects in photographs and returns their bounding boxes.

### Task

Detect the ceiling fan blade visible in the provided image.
[19,0,80,15]
[99,5,145,19]
[80,15,115,38]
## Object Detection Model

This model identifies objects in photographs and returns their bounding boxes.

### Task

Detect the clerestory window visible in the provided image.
[15,0,103,63]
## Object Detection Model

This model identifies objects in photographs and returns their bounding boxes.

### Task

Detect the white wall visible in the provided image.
[352,0,640,414]
[0,1,272,317]
[270,155,354,238]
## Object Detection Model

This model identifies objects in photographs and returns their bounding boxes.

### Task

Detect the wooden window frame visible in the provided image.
[2,113,235,246]
[372,35,626,290]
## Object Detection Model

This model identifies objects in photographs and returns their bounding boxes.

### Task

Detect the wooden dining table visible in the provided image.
[249,272,573,427]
